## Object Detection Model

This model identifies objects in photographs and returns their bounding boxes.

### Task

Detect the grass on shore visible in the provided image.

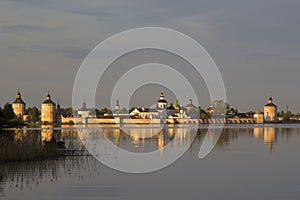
[0,131,62,163]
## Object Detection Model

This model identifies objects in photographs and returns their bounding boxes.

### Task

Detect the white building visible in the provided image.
[130,107,159,119]
[77,99,96,118]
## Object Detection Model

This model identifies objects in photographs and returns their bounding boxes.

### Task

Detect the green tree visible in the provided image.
[0,106,4,119]
[27,106,40,122]
[100,107,110,114]
[61,107,73,116]
[119,107,129,114]
[174,99,180,110]
[200,109,209,119]
[211,100,227,115]
[0,106,5,127]
[2,103,16,120]
[278,110,291,120]
[95,107,112,117]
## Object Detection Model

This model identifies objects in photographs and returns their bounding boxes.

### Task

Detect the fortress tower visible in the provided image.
[41,93,56,124]
[264,96,277,123]
[12,90,26,118]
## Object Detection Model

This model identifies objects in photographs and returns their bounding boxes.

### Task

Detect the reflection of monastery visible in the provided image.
[253,127,278,152]
[12,125,280,153]
[11,91,281,125]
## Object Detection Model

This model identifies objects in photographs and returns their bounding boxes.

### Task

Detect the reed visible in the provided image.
[0,131,62,162]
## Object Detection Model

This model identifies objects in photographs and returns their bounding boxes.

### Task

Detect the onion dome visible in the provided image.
[157,92,167,103]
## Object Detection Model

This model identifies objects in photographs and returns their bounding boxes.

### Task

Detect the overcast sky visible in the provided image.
[0,0,300,112]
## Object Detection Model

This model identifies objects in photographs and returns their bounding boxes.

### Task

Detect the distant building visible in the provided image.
[157,92,168,109]
[77,99,96,119]
[166,103,179,116]
[41,93,56,124]
[130,93,185,119]
[12,91,26,119]
[130,107,159,119]
[253,109,264,124]
[185,99,197,112]
[264,96,277,123]
[184,99,199,118]
[168,110,189,119]
[115,100,120,111]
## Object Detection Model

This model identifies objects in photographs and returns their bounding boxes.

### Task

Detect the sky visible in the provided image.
[0,0,300,112]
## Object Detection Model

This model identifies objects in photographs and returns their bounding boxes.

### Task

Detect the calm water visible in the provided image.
[1,124,300,200]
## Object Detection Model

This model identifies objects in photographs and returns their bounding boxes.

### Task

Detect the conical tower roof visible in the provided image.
[13,90,25,104]
[43,92,55,104]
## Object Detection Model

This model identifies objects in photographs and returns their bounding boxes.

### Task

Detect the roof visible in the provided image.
[256,109,262,114]
[13,91,25,104]
[167,104,176,110]
[157,99,167,103]
[133,107,158,113]
[264,103,277,107]
[13,98,25,104]
[185,99,197,108]
[43,99,55,104]
[185,103,196,108]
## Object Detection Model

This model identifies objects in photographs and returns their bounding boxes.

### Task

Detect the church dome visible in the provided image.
[157,92,168,103]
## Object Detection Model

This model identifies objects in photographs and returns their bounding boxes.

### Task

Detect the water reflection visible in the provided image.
[263,128,277,152]
[253,127,278,152]
[1,125,299,198]
[0,156,100,198]
[1,126,295,158]
[2,126,294,159]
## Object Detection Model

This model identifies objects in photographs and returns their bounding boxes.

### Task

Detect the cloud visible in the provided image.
[70,10,115,18]
[0,0,300,110]
[0,24,49,32]
[51,47,91,59]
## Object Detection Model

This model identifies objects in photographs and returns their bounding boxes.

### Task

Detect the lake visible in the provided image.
[1,124,300,200]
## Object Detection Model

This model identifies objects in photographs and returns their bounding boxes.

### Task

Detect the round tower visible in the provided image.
[264,96,277,123]
[12,90,26,118]
[41,93,56,124]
